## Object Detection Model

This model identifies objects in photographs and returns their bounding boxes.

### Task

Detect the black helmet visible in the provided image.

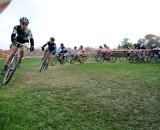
[60,43,64,46]
[20,17,29,24]
[104,44,109,48]
[99,45,103,49]
[80,45,83,48]
[50,37,55,41]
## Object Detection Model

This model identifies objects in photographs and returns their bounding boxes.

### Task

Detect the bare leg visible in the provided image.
[47,54,51,65]
[5,47,17,66]
[43,47,49,58]
[19,47,25,63]
[1,46,17,74]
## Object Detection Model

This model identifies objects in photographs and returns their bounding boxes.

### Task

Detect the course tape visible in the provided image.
[94,48,160,52]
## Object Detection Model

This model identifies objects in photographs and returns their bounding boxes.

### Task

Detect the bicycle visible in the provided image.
[148,50,160,63]
[119,50,132,62]
[70,55,87,64]
[3,42,29,85]
[39,51,53,72]
[129,51,150,64]
[51,53,67,66]
[95,51,117,63]
[66,52,74,63]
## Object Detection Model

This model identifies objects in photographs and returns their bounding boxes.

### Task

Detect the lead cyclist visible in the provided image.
[1,17,35,75]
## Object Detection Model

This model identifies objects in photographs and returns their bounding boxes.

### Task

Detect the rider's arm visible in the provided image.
[42,43,48,48]
[83,49,86,53]
[11,26,18,43]
[30,38,34,47]
[73,49,78,55]
[11,34,16,43]
[56,47,61,53]
[65,48,68,53]
[27,29,34,47]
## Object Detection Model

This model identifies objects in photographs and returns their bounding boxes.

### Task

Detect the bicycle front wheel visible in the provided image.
[95,55,104,63]
[51,56,58,66]
[40,55,48,72]
[70,57,77,64]
[155,55,160,64]
[3,58,17,85]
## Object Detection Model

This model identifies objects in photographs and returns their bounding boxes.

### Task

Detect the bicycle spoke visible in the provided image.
[3,59,17,85]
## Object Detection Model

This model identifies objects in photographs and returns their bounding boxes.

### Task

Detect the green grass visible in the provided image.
[0,59,160,130]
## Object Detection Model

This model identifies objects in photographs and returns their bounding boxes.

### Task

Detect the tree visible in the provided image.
[117,38,133,49]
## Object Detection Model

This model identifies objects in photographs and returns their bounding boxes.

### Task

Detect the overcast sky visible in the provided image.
[0,0,160,49]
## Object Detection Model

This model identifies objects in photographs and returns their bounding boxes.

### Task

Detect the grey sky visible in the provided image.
[0,0,160,49]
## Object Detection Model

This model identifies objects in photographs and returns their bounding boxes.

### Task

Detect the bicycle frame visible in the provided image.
[95,51,116,63]
[3,42,28,85]
[70,55,87,64]
[39,51,52,72]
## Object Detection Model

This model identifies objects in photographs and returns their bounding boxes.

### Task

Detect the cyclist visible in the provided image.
[77,45,86,62]
[140,43,146,49]
[73,46,78,54]
[41,37,56,67]
[1,17,34,75]
[150,44,159,56]
[99,45,103,49]
[134,43,141,49]
[124,45,132,58]
[103,44,112,60]
[69,46,78,57]
[57,43,68,58]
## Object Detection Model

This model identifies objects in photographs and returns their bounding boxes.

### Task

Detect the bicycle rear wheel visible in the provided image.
[66,55,72,63]
[3,58,17,85]
[80,56,87,64]
[60,56,67,65]
[109,56,117,63]
[143,56,150,63]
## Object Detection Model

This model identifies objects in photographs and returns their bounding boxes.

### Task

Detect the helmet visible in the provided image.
[103,44,108,48]
[60,43,64,46]
[80,45,83,48]
[50,37,55,41]
[19,17,29,24]
[99,45,103,49]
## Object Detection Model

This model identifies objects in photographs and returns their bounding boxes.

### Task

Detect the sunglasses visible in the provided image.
[22,23,28,26]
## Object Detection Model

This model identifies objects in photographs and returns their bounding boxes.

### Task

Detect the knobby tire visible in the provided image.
[3,58,17,85]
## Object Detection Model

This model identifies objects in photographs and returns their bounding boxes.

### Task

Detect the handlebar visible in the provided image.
[15,42,30,48]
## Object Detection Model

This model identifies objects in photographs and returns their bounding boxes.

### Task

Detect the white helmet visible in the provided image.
[19,17,29,24]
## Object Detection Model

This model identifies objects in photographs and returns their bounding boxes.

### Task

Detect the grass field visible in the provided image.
[0,58,160,130]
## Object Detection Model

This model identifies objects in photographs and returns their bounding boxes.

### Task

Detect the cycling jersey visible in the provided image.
[11,25,34,46]
[77,48,86,56]
[57,47,68,56]
[42,41,56,52]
